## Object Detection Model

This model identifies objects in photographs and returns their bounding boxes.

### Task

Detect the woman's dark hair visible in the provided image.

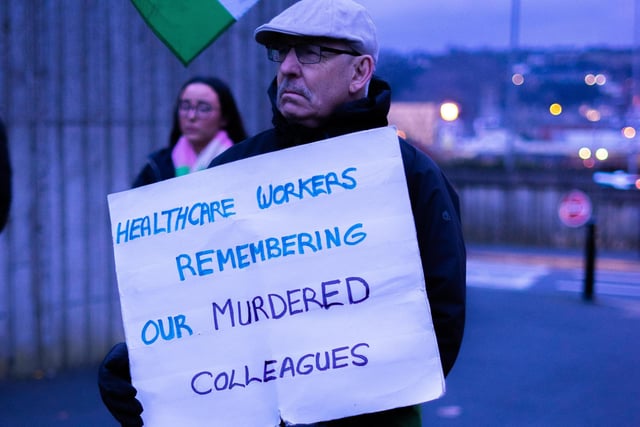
[168,76,248,147]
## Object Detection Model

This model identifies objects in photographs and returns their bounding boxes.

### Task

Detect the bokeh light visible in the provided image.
[583,73,606,86]
[512,73,524,85]
[578,147,591,160]
[622,126,636,139]
[549,103,562,116]
[595,148,608,161]
[585,109,601,122]
[585,74,596,85]
[440,102,460,122]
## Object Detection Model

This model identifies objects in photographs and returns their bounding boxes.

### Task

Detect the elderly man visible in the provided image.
[99,1,466,426]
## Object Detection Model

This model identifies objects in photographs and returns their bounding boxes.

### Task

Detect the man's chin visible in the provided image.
[279,110,318,127]
[280,105,305,120]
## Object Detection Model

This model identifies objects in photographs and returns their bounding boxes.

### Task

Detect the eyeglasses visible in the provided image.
[178,101,216,118]
[267,43,361,65]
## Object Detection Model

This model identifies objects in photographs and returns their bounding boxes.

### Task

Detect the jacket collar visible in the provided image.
[267,77,392,147]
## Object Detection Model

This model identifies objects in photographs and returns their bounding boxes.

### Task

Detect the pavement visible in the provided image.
[1,244,639,427]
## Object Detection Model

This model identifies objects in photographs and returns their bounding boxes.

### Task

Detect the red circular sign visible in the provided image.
[558,190,592,228]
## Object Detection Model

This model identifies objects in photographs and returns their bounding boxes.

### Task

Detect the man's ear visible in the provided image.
[349,55,375,94]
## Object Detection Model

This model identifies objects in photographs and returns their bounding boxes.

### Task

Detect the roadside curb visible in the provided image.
[467,246,640,273]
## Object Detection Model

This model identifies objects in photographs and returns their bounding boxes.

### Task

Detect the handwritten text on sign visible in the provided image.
[108,127,444,427]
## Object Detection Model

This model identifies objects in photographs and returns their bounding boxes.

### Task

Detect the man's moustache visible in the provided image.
[278,81,311,100]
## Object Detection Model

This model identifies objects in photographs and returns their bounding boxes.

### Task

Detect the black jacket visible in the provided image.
[132,147,175,188]
[209,77,466,426]
[0,118,11,232]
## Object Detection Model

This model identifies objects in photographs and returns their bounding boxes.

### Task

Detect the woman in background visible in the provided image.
[133,76,247,187]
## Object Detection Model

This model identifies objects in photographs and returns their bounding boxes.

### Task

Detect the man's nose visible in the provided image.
[279,48,301,74]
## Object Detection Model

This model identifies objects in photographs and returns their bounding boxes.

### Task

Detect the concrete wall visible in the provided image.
[0,0,295,379]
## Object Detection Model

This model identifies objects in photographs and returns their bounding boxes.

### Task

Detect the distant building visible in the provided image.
[388,102,439,151]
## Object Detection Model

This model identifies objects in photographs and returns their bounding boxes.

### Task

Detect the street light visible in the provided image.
[549,103,562,116]
[595,148,609,161]
[623,126,638,174]
[578,147,592,160]
[585,109,601,122]
[579,147,595,168]
[585,73,607,86]
[622,126,636,139]
[440,102,460,122]
[504,0,521,172]
[512,73,525,85]
[438,102,461,151]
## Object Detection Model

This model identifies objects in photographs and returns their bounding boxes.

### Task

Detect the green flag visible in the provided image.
[131,0,260,66]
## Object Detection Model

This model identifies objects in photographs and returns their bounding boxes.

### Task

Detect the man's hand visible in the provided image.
[98,342,144,427]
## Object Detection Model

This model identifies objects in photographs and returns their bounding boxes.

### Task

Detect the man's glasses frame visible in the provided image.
[267,43,361,64]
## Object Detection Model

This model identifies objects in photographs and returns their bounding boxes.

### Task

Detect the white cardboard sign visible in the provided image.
[108,126,444,427]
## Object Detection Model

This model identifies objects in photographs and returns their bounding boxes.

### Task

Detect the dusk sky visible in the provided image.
[357,0,636,53]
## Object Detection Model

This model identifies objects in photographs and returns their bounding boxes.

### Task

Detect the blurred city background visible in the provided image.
[0,1,639,426]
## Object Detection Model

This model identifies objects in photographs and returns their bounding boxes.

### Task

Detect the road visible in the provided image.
[1,245,639,426]
[421,245,640,427]
[467,254,640,298]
